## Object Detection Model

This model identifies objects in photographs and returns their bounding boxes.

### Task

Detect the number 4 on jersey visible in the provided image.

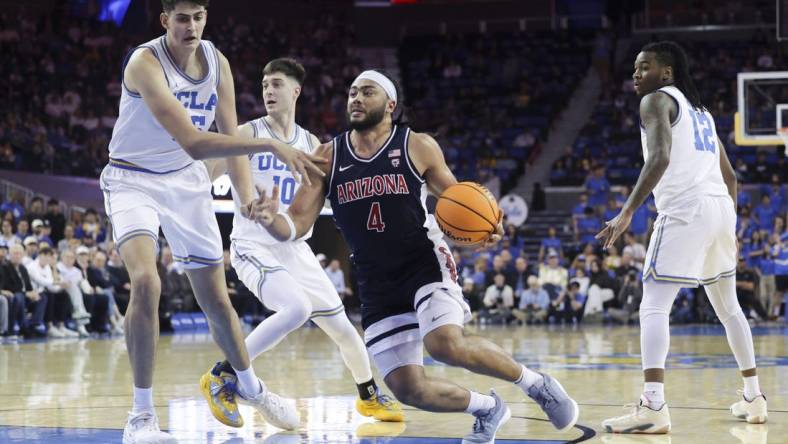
[367,202,386,232]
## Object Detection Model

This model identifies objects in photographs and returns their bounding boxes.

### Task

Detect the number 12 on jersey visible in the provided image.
[689,108,715,153]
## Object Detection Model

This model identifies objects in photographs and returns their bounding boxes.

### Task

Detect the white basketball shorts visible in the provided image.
[100,161,223,269]
[643,194,737,287]
[231,240,345,317]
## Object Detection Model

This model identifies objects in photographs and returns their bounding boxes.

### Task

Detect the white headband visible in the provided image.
[353,70,397,104]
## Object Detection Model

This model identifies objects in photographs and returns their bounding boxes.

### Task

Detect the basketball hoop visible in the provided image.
[779,128,788,156]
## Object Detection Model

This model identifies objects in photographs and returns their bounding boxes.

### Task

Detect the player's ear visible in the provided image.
[293,85,301,100]
[387,99,397,113]
[662,66,672,83]
[160,12,168,30]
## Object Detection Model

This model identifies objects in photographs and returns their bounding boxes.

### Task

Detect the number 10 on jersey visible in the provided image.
[271,175,296,204]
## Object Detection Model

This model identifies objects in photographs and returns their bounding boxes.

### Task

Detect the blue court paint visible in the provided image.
[0,426,565,444]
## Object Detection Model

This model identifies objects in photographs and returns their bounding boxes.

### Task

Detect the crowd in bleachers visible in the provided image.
[0,193,356,342]
[0,10,360,177]
[399,31,592,197]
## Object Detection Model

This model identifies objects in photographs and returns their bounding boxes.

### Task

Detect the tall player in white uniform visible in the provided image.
[598,41,768,434]
[103,2,323,442]
[205,58,403,422]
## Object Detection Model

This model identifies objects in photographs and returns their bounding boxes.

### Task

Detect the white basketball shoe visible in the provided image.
[238,380,300,430]
[730,391,768,424]
[122,411,177,444]
[602,396,671,434]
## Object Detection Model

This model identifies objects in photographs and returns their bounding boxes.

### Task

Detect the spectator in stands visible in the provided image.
[539,226,563,264]
[0,219,18,248]
[27,247,75,337]
[744,230,765,270]
[462,278,483,319]
[74,208,106,243]
[485,254,508,287]
[57,223,77,252]
[482,273,515,324]
[324,258,352,300]
[45,198,66,243]
[608,269,642,324]
[4,244,46,338]
[106,248,130,313]
[575,207,602,245]
[539,251,568,298]
[737,207,758,241]
[31,219,54,247]
[753,152,773,183]
[735,256,769,322]
[56,248,91,337]
[737,183,752,210]
[22,236,38,265]
[25,197,45,225]
[572,193,590,223]
[0,245,9,338]
[87,250,124,335]
[0,192,24,221]
[511,257,534,300]
[514,276,550,325]
[584,165,610,210]
[622,232,646,270]
[604,244,622,269]
[759,233,780,320]
[754,194,778,235]
[470,257,488,287]
[615,251,640,283]
[586,258,618,316]
[75,246,110,333]
[15,219,30,243]
[159,246,195,312]
[549,281,584,323]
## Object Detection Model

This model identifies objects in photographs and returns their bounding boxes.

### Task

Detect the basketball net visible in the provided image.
[778,128,788,156]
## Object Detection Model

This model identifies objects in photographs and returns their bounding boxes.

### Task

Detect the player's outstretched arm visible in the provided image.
[717,136,737,212]
[597,91,673,248]
[251,143,333,241]
[124,49,326,185]
[214,51,254,207]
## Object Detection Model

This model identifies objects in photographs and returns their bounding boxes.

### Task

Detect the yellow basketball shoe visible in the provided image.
[355,391,405,422]
[199,363,243,428]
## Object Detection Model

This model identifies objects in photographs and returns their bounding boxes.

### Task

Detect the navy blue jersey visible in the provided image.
[326,125,449,328]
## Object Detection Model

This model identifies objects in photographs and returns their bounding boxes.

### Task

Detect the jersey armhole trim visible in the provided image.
[403,128,426,184]
[656,89,682,127]
[325,137,338,199]
[122,46,169,98]
[209,41,220,89]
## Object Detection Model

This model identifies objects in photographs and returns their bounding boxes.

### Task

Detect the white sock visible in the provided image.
[514,364,543,391]
[234,366,264,398]
[743,376,761,400]
[643,382,665,407]
[465,391,496,414]
[132,386,154,414]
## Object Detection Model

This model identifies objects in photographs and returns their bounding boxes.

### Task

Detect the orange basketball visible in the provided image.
[435,182,501,245]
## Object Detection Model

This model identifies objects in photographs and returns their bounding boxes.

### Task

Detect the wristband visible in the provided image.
[279,211,297,242]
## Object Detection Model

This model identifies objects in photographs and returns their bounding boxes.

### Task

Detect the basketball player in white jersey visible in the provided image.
[204,58,403,422]
[598,41,767,433]
[103,2,324,442]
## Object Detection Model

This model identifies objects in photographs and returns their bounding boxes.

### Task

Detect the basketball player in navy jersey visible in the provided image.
[249,69,579,443]
[104,1,324,441]
[598,41,767,433]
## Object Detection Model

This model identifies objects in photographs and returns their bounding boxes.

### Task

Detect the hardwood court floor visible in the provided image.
[0,323,785,443]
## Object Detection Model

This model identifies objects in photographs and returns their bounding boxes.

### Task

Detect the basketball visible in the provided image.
[435,182,501,245]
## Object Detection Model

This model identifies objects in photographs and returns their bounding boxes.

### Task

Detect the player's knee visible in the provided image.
[286,301,312,325]
[127,270,160,312]
[425,333,464,366]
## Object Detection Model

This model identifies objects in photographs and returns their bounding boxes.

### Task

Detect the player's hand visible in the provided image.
[477,209,504,252]
[251,184,280,227]
[596,208,633,249]
[271,141,327,187]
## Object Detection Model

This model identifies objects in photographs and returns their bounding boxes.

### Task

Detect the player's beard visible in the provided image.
[348,104,386,131]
